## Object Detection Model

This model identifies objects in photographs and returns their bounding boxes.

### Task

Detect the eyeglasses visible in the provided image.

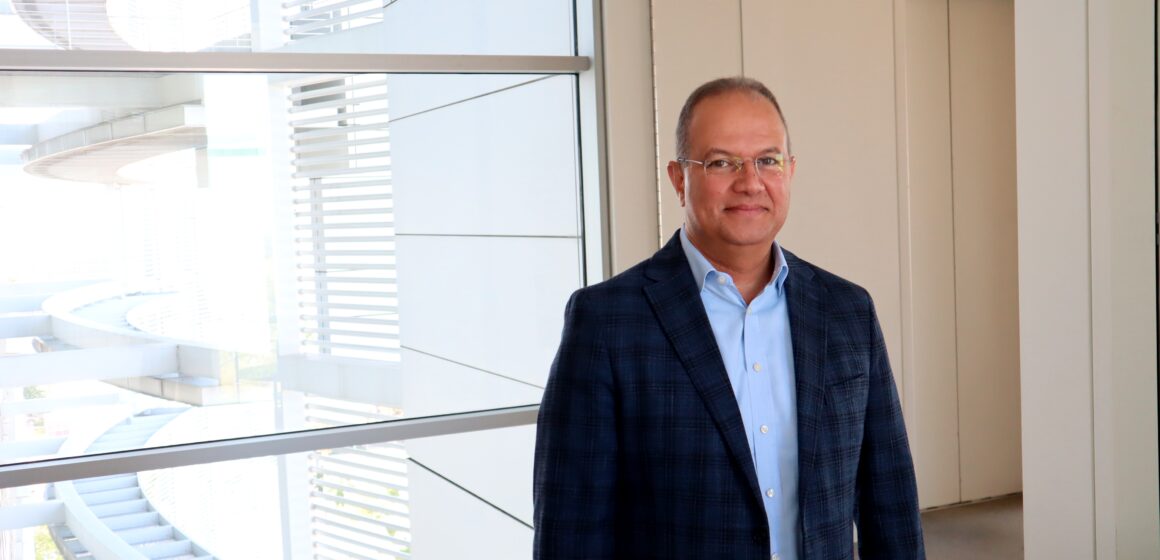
[677,153,793,179]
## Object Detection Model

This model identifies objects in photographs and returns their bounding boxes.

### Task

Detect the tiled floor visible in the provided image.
[920,494,1023,559]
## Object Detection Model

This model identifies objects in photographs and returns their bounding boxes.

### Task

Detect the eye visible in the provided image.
[755,156,780,168]
[705,158,735,169]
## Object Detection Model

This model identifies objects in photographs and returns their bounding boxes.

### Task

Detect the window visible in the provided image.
[0,2,603,558]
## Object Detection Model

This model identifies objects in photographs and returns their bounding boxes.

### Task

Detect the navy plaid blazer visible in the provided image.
[533,232,924,559]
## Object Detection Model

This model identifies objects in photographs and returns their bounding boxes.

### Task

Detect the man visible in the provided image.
[533,77,924,559]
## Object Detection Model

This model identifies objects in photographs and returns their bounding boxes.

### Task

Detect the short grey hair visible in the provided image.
[675,76,791,159]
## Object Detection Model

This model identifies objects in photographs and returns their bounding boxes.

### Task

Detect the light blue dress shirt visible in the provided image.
[680,228,800,560]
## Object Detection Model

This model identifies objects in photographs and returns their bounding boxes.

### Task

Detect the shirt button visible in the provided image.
[717,275,727,285]
[772,555,780,560]
[753,362,762,372]
[766,488,775,498]
[760,425,769,434]
[745,307,752,315]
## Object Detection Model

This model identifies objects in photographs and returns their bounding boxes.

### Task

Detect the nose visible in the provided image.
[733,160,764,193]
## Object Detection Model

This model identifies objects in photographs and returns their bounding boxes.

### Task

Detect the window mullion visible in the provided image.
[0,49,590,74]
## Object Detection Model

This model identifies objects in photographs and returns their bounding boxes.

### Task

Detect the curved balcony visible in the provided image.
[21,104,206,185]
[11,0,134,50]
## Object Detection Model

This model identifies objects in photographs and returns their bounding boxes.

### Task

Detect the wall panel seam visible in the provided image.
[648,0,664,248]
[1085,0,1099,557]
[945,0,964,504]
[409,457,534,529]
[739,0,746,75]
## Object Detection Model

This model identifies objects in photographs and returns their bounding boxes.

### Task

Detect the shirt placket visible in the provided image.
[745,293,781,556]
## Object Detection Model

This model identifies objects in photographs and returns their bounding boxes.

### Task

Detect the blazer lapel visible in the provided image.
[643,233,763,505]
[783,250,828,530]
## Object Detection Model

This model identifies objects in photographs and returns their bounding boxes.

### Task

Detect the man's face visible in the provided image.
[667,90,795,258]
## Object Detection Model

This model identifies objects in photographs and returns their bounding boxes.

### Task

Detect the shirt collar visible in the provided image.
[679,226,789,294]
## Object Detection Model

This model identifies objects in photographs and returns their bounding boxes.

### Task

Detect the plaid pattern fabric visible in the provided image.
[534,232,924,560]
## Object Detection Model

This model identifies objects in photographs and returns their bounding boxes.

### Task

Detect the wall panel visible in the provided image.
[948,0,1021,502]
[651,0,742,238]
[897,0,962,508]
[395,235,580,388]
[407,463,533,558]
[1015,0,1096,555]
[741,0,904,405]
[645,0,1024,513]
[391,75,580,237]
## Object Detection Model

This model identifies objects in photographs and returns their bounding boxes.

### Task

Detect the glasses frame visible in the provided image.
[677,153,795,179]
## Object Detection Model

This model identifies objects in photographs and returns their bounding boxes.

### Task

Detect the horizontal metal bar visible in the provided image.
[289,8,385,34]
[294,278,394,287]
[302,328,396,339]
[311,521,410,551]
[294,207,391,218]
[317,453,407,474]
[289,78,389,100]
[312,512,410,544]
[292,122,388,141]
[297,290,396,300]
[312,480,408,507]
[0,50,590,74]
[298,302,396,311]
[291,106,390,126]
[294,150,390,167]
[311,494,405,527]
[294,221,393,230]
[293,235,394,243]
[300,315,396,325]
[293,164,391,179]
[313,539,396,560]
[303,340,398,353]
[295,263,395,271]
[292,178,386,191]
[288,0,379,20]
[308,468,408,495]
[296,249,394,257]
[291,136,388,154]
[313,513,409,540]
[0,405,538,488]
[289,92,390,113]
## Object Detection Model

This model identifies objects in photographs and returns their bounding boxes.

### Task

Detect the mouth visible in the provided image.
[724,204,768,214]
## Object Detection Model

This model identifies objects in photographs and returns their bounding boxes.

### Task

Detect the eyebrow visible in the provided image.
[703,147,785,157]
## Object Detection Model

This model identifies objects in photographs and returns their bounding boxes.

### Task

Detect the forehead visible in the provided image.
[686,90,786,151]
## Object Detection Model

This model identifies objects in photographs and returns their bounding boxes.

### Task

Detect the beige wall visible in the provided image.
[600,1,658,273]
[628,0,1022,509]
[603,0,1160,553]
[1017,0,1159,557]
[896,0,962,508]
[947,0,1022,502]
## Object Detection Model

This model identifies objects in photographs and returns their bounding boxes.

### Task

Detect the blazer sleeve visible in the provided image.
[533,290,618,559]
[854,296,926,559]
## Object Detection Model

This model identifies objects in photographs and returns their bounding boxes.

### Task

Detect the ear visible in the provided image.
[666,160,686,206]
[786,155,797,181]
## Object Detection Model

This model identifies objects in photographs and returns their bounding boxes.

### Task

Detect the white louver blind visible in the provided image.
[289,75,399,361]
[283,0,390,39]
[306,395,411,560]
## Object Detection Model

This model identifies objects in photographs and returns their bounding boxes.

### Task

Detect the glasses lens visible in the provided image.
[703,157,737,175]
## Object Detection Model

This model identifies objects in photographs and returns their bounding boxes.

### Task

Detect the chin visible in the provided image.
[718,223,779,244]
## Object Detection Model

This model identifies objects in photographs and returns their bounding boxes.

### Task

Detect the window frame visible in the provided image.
[0,0,607,489]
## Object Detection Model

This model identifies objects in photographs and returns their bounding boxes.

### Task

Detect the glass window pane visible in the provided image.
[0,0,575,55]
[0,71,579,466]
[0,426,533,558]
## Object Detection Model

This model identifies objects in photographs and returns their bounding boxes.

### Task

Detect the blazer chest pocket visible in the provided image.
[823,373,871,466]
[825,373,869,414]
